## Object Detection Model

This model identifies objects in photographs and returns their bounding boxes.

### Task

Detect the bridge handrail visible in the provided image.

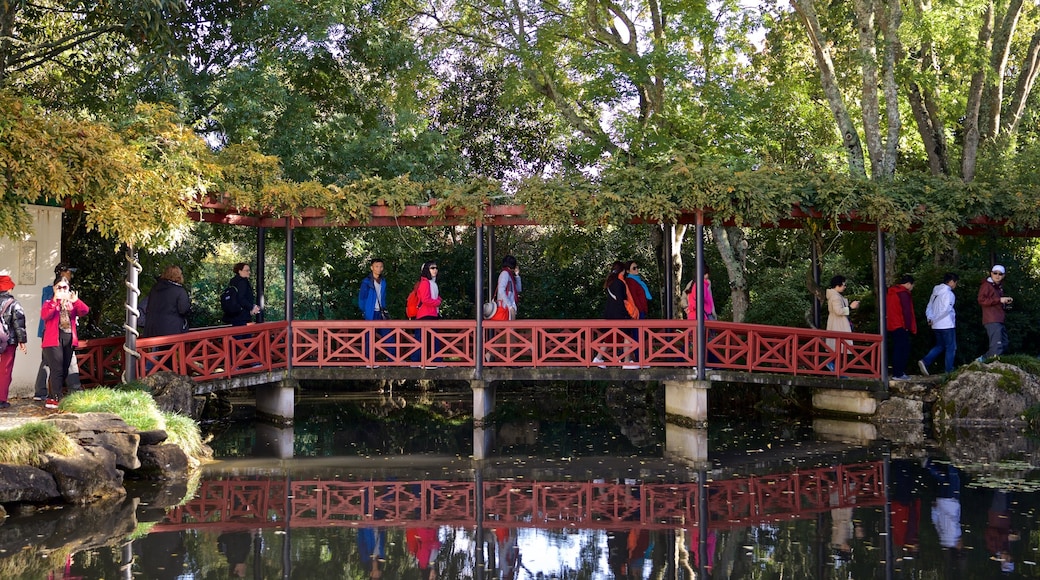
[75,318,882,386]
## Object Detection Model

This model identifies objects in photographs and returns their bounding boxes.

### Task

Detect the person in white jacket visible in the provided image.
[919,273,959,375]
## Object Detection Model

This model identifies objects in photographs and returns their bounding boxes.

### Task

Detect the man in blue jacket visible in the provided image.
[358,258,391,364]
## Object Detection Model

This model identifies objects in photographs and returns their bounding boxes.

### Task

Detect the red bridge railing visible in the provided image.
[76,319,882,386]
[153,461,885,532]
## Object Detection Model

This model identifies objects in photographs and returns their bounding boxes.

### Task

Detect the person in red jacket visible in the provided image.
[886,275,916,380]
[41,278,89,408]
[977,265,1013,361]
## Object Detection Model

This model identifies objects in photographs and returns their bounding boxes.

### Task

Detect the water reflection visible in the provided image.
[4,387,1040,578]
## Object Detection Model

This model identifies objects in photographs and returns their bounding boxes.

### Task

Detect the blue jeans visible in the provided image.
[922,328,956,373]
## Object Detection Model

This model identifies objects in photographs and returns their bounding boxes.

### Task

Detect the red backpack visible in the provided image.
[405,280,423,319]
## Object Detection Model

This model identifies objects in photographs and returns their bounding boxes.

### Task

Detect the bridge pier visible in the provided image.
[255,423,295,458]
[472,379,495,460]
[663,380,709,463]
[256,378,298,427]
[812,388,877,416]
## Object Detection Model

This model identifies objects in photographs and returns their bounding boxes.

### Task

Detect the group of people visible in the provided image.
[0,263,89,410]
[826,265,1014,380]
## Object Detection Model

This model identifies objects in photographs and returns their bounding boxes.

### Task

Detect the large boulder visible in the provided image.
[43,412,141,470]
[40,446,126,504]
[933,362,1040,425]
[140,371,202,419]
[0,465,60,503]
[135,444,189,480]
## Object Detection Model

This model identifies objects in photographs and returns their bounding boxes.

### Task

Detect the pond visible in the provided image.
[3,382,1040,579]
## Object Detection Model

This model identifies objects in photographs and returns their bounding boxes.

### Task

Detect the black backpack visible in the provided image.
[220,285,241,319]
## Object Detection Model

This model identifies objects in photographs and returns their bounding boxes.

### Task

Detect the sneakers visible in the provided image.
[44,398,59,409]
[891,375,911,381]
[917,360,929,376]
[32,396,43,401]
[0,401,9,409]
[622,364,640,370]
[592,355,606,369]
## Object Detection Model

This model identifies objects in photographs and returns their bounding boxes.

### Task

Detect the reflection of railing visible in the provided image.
[76,319,882,387]
[154,462,885,532]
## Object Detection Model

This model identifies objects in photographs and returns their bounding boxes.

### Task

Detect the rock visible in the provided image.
[40,446,126,504]
[43,412,142,470]
[0,495,138,556]
[875,397,926,423]
[0,465,60,504]
[934,362,1040,425]
[140,372,202,419]
[138,429,169,446]
[135,444,189,480]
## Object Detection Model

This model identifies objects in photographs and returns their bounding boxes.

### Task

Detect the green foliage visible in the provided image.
[61,386,206,460]
[0,422,78,466]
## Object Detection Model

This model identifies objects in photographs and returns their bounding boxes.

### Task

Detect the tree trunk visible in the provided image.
[961,3,994,183]
[907,0,949,176]
[792,0,867,178]
[1003,27,1040,136]
[652,223,688,318]
[980,0,1024,139]
[711,225,749,322]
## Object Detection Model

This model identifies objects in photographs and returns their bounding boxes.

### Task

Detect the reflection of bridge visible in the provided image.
[77,319,882,386]
[153,461,884,533]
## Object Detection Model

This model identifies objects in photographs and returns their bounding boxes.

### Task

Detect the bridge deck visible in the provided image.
[76,319,883,390]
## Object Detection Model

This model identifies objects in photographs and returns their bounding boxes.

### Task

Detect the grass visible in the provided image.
[59,386,206,462]
[0,422,78,466]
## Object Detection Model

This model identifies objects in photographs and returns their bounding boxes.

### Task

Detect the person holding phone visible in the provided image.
[41,277,89,409]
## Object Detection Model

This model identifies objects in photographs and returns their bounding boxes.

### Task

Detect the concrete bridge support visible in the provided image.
[663,380,709,463]
[256,379,298,427]
[812,389,878,416]
[255,423,295,458]
[472,379,495,460]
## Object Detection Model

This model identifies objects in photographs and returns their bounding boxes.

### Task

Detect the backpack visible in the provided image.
[220,285,241,317]
[678,280,695,315]
[0,298,14,345]
[405,280,423,319]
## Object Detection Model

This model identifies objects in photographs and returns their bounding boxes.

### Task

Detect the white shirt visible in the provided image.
[925,283,956,330]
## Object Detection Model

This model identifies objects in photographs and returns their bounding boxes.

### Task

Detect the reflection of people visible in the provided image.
[218,531,252,578]
[926,458,962,550]
[144,265,191,337]
[358,528,386,578]
[407,527,441,579]
[41,278,89,409]
[0,276,27,409]
[890,459,922,554]
[986,490,1019,575]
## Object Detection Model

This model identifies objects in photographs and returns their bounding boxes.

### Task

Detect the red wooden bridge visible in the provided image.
[152,461,884,533]
[76,319,882,387]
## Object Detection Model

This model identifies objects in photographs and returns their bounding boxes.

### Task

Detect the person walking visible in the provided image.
[886,275,917,380]
[624,261,650,319]
[595,261,639,368]
[223,262,261,326]
[682,264,716,321]
[413,262,442,367]
[919,273,959,375]
[825,275,860,372]
[41,278,89,409]
[977,265,1013,361]
[0,276,27,409]
[492,255,521,320]
[144,265,191,337]
[359,258,391,364]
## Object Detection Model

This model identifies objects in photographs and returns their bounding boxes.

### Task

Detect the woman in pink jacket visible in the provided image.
[413,262,442,367]
[41,278,89,408]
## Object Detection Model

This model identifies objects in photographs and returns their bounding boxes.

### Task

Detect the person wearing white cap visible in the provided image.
[977,265,1013,361]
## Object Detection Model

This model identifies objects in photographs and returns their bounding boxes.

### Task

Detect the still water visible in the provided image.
[4,382,1040,579]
